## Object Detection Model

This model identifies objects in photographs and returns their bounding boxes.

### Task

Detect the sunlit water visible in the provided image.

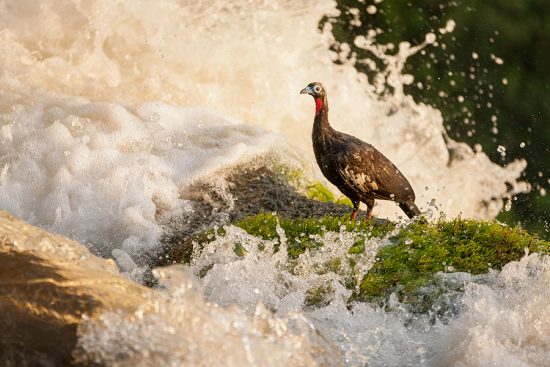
[0,0,545,365]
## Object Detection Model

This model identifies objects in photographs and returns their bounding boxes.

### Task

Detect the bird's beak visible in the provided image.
[300,86,311,95]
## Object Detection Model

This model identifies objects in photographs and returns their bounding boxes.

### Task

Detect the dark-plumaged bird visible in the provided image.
[300,82,421,220]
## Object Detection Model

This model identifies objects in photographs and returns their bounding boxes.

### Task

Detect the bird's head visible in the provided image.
[300,82,326,98]
[300,82,327,115]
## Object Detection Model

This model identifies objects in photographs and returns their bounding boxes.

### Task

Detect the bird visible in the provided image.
[300,82,421,221]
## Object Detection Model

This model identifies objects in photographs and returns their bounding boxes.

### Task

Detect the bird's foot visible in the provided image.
[364,210,373,222]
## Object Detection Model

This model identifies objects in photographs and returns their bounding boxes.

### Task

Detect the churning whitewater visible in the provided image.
[0,0,544,366]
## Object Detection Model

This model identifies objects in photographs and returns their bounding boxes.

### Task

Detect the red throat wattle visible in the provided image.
[315,98,323,115]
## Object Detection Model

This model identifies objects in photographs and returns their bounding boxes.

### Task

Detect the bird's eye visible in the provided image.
[314,85,322,93]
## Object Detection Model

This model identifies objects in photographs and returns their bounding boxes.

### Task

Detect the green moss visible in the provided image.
[235,214,549,310]
[335,196,354,207]
[355,218,549,305]
[234,212,396,258]
[234,213,280,241]
[307,182,353,207]
[234,242,247,257]
[175,211,549,311]
[307,182,336,203]
[304,283,335,309]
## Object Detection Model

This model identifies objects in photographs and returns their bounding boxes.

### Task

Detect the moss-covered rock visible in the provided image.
[234,212,395,258]
[158,161,356,267]
[179,212,549,313]
[162,161,549,313]
[354,218,549,306]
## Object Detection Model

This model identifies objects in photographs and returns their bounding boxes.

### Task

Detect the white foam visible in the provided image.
[434,253,550,366]
[0,82,282,260]
[76,265,330,367]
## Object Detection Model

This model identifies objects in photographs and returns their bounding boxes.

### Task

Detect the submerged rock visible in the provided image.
[0,211,149,366]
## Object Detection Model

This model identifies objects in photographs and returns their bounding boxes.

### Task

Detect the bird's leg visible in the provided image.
[365,208,373,221]
[350,200,360,221]
[364,198,375,222]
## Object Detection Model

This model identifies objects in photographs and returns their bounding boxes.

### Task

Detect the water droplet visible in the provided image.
[366,5,377,14]
[504,199,512,211]
[439,19,456,34]
[497,145,506,157]
[425,33,436,44]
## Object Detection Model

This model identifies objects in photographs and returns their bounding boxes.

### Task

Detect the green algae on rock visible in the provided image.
[355,218,549,306]
[179,212,549,312]
[234,213,395,259]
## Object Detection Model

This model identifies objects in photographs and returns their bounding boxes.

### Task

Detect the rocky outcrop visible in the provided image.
[0,211,149,366]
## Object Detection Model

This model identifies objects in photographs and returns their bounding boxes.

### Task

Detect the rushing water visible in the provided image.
[0,0,546,366]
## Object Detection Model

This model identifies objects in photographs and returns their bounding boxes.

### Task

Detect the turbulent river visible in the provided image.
[0,0,547,366]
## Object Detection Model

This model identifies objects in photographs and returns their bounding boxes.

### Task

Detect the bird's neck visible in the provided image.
[312,96,333,154]
[313,96,332,135]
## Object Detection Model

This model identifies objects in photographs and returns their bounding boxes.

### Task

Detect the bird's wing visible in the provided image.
[335,142,415,202]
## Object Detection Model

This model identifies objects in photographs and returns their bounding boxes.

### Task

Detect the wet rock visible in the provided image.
[159,162,358,265]
[0,211,149,366]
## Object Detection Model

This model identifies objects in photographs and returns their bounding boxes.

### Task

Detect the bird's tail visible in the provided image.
[399,201,421,219]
